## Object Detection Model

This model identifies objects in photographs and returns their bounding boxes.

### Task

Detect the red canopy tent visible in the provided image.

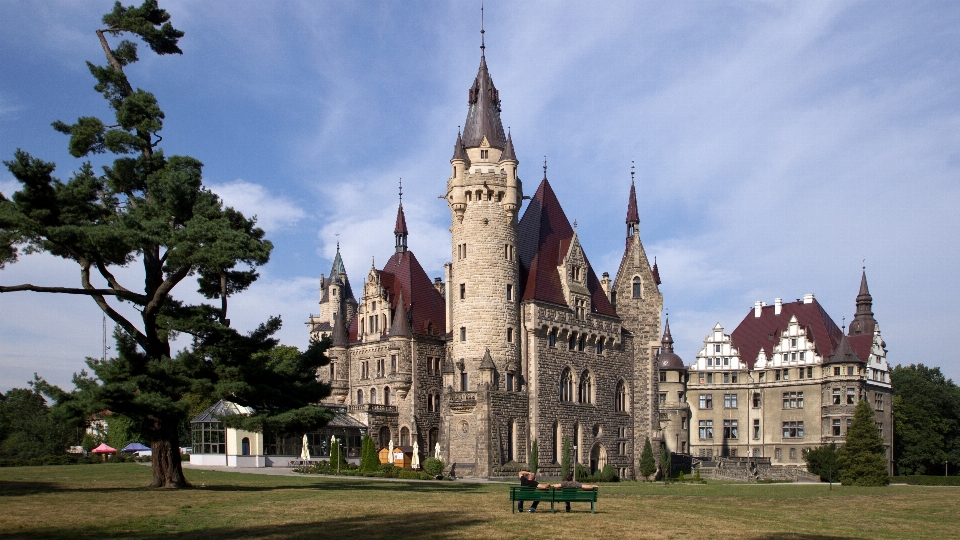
[90,443,117,454]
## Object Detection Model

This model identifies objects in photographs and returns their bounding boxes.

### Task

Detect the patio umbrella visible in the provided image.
[90,443,116,454]
[301,434,311,460]
[120,442,150,453]
[435,442,441,460]
[412,440,420,470]
[388,439,394,463]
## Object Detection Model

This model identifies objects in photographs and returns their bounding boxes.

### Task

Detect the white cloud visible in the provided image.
[208,179,307,232]
[0,178,17,198]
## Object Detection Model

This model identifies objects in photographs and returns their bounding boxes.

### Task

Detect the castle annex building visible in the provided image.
[306,47,664,479]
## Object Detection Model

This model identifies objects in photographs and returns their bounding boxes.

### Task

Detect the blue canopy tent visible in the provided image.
[120,442,150,453]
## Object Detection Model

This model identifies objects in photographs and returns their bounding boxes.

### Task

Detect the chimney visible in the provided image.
[754,301,763,318]
[803,293,815,304]
[775,298,782,315]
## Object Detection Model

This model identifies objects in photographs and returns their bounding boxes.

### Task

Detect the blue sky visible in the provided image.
[1,1,959,392]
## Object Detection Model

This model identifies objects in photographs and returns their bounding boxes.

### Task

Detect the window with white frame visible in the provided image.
[782,421,804,438]
[699,394,713,409]
[699,420,714,439]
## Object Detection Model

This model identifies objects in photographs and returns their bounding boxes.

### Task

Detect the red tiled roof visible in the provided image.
[381,250,446,337]
[394,204,408,234]
[847,334,873,362]
[730,299,843,369]
[517,178,616,317]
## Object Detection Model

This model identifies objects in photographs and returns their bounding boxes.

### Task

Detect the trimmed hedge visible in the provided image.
[890,475,960,486]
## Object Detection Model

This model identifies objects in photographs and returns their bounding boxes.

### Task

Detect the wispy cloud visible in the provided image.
[208,180,307,232]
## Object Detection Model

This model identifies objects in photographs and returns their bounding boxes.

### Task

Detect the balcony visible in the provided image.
[348,404,398,416]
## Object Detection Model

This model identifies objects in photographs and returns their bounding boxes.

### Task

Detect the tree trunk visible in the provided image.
[150,438,190,488]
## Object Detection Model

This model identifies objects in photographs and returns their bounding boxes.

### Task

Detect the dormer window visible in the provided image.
[480,149,489,159]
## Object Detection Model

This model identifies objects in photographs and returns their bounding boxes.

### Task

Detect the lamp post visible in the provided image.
[573,445,578,482]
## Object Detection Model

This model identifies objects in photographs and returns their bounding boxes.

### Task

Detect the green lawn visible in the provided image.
[0,464,957,539]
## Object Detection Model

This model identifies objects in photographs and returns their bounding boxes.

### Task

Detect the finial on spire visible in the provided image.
[631,160,635,185]
[480,3,485,56]
[398,178,403,204]
[336,233,340,252]
[573,219,578,230]
[543,156,547,179]
[842,316,846,333]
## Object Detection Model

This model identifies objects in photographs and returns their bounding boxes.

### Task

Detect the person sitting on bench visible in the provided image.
[517,471,549,513]
[551,473,598,512]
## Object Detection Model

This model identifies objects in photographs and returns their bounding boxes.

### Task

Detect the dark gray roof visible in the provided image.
[501,131,517,161]
[462,55,506,149]
[823,334,865,365]
[191,399,254,423]
[658,319,686,370]
[328,410,367,429]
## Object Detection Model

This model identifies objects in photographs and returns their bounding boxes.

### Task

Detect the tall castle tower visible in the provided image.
[446,45,523,390]
[441,34,524,476]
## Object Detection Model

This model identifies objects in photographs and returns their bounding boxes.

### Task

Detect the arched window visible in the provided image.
[596,338,604,355]
[590,443,607,475]
[434,394,441,412]
[428,428,439,454]
[560,368,574,402]
[579,370,593,404]
[615,380,628,412]
[357,389,364,404]
[548,329,557,348]
[553,421,562,464]
[400,426,410,446]
[632,276,642,298]
[379,426,391,448]
[578,335,586,352]
[384,387,391,406]
[568,333,577,351]
[241,437,250,456]
[371,388,378,405]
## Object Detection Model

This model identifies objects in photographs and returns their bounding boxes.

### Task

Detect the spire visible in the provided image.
[480,3,485,58]
[389,290,412,337]
[451,129,468,161]
[849,267,876,336]
[626,161,639,228]
[501,129,517,161]
[651,256,661,285]
[395,182,408,254]
[479,348,496,370]
[661,318,674,352]
[462,17,506,149]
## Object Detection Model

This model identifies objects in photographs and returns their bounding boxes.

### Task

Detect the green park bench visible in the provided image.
[509,486,599,514]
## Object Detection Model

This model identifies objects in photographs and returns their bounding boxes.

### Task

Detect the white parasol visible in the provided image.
[412,440,420,469]
[300,434,311,461]
[435,442,441,460]
[388,439,395,463]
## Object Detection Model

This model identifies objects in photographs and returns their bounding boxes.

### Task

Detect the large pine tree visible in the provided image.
[837,398,889,486]
[1,1,331,487]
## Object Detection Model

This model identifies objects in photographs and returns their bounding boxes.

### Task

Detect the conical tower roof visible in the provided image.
[389,289,412,337]
[452,131,468,161]
[394,203,408,235]
[501,130,517,161]
[849,268,877,336]
[462,54,506,148]
[626,178,639,224]
[824,334,864,365]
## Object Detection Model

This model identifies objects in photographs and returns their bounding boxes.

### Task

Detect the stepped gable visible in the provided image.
[379,250,446,337]
[730,298,843,369]
[823,334,864,365]
[517,177,616,316]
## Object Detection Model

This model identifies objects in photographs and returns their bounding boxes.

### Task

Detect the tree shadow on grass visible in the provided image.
[749,535,865,540]
[0,478,487,496]
[0,511,487,540]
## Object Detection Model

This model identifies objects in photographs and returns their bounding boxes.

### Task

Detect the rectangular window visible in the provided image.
[723,372,730,384]
[460,372,468,392]
[752,392,761,408]
[707,358,712,366]
[848,366,855,376]
[706,373,714,383]
[775,369,781,381]
[681,417,687,430]
[753,419,761,440]
[678,391,685,402]
[789,448,797,460]
[659,371,667,383]
[460,283,465,300]
[731,373,738,383]
[782,421,804,438]
[807,366,813,378]
[723,419,739,439]
[832,419,841,436]
[783,369,790,380]
[846,388,855,405]
[759,372,765,382]
[659,393,667,405]
[875,392,883,411]
[699,420,714,439]
[723,393,738,409]
[834,366,841,376]
[391,354,397,373]
[548,331,557,348]
[833,388,841,405]
[723,357,730,366]
[782,392,804,409]
[699,394,713,409]
[791,338,797,348]
[800,351,806,361]
[798,368,805,380]
[715,344,722,353]
[506,373,514,392]
[775,448,782,460]
[460,327,466,341]
[877,422,883,438]
[506,284,513,301]
[506,327,513,343]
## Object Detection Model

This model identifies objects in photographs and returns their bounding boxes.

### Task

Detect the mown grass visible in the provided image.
[0,464,958,539]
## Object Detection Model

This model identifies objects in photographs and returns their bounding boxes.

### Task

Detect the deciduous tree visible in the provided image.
[891,364,960,475]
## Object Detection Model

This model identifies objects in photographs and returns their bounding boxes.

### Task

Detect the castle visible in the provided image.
[307,44,662,479]
[302,43,893,479]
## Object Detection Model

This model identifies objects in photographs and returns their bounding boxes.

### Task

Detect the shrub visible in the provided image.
[639,437,656,479]
[423,457,444,476]
[561,437,571,481]
[889,475,960,486]
[419,472,433,480]
[398,469,421,480]
[359,434,379,473]
[678,472,685,482]
[378,463,399,477]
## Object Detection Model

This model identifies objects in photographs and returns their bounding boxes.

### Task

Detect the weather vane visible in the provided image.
[399,178,403,203]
